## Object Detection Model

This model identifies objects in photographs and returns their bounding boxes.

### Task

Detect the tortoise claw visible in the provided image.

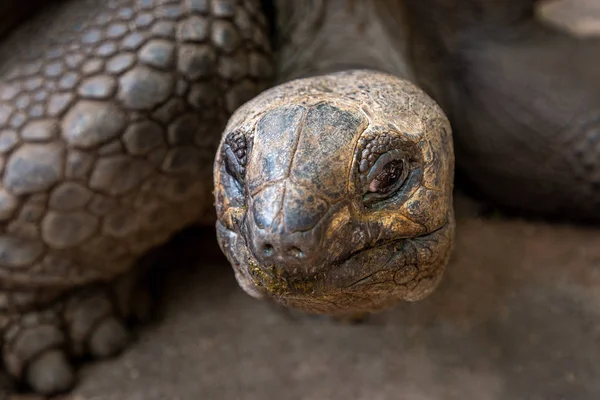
[26,349,75,395]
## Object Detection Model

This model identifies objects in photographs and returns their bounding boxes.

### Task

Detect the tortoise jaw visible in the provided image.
[216,216,454,316]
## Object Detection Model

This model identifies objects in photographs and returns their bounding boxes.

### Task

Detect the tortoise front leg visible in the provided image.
[0,0,272,394]
[2,277,143,394]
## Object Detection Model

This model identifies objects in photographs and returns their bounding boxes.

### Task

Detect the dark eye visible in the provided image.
[223,130,249,185]
[364,149,408,203]
[369,160,404,193]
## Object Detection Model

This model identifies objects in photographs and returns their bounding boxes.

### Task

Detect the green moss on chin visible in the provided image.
[248,264,327,297]
[249,264,289,295]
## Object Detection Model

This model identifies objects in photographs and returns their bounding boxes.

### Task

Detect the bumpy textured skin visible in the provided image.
[0,0,272,394]
[214,70,455,315]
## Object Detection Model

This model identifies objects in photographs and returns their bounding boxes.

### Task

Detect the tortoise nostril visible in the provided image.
[250,230,314,264]
[262,244,274,257]
[288,246,304,259]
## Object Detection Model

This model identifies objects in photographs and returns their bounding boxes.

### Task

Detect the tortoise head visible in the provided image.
[214,70,455,315]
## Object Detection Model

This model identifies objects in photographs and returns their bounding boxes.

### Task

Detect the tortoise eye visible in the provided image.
[368,159,405,193]
[364,149,408,203]
[224,147,245,183]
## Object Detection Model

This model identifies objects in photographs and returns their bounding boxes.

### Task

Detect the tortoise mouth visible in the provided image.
[216,217,454,316]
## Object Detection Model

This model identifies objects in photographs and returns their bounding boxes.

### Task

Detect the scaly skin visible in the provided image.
[0,0,272,394]
[214,70,455,315]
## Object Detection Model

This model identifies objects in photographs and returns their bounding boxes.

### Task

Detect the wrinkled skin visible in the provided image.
[214,70,454,314]
[0,0,598,396]
[404,0,600,220]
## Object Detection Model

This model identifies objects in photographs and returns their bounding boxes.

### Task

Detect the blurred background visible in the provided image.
[3,0,599,399]
[66,1,600,399]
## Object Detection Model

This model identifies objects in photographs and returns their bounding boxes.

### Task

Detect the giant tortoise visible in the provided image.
[0,0,598,395]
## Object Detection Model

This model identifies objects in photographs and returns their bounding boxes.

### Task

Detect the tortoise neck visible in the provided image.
[272,0,414,82]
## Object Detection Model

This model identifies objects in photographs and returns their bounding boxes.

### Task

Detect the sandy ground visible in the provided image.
[31,193,596,400]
